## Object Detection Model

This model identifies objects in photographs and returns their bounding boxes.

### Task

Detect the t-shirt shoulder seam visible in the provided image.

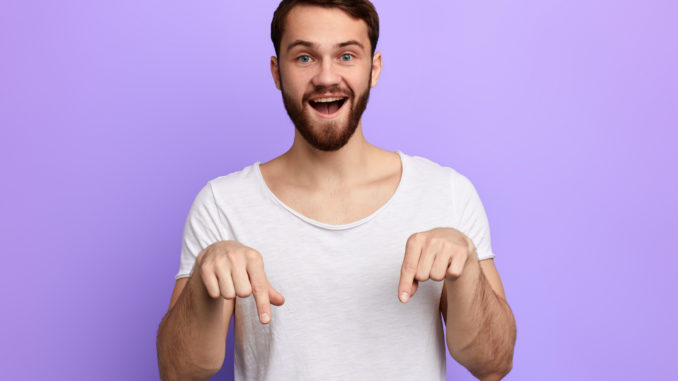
[208,162,257,184]
[406,155,465,182]
[206,181,226,240]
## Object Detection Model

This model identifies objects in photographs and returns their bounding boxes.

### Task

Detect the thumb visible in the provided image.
[268,285,285,306]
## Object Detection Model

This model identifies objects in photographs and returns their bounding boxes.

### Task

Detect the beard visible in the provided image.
[279,71,371,152]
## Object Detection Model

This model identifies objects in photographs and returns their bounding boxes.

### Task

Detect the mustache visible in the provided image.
[302,85,354,103]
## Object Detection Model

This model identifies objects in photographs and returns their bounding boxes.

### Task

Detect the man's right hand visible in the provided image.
[195,241,284,324]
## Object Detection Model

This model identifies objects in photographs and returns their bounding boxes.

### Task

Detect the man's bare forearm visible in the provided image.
[156,270,228,381]
[444,257,517,380]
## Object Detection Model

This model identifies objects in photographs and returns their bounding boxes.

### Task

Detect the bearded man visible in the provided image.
[157,1,517,380]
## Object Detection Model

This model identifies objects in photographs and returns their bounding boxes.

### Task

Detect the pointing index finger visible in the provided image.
[246,257,273,324]
[399,233,423,303]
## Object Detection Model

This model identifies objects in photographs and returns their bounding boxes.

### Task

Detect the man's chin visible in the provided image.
[282,91,366,151]
[295,116,356,151]
[307,114,349,129]
[301,122,349,141]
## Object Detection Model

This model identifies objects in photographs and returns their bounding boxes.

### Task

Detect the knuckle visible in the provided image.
[430,236,443,246]
[461,250,470,262]
[199,261,212,275]
[406,233,420,247]
[221,280,235,295]
[226,249,240,263]
[439,239,452,250]
[251,283,268,296]
[204,283,218,298]
[214,252,230,267]
[245,248,262,262]
[236,285,253,298]
[248,253,264,267]
[223,291,236,299]
[447,269,461,278]
[402,261,418,274]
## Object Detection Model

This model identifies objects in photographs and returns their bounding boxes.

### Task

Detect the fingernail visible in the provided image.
[260,313,269,323]
[400,292,409,303]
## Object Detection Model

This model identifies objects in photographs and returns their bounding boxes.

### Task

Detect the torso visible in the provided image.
[259,150,402,226]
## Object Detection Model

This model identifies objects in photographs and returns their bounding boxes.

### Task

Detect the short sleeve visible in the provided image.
[175,182,229,280]
[452,172,496,261]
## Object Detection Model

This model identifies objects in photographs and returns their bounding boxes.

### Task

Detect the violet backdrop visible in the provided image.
[1,0,676,379]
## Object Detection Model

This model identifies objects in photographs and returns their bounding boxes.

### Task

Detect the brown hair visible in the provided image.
[271,0,380,57]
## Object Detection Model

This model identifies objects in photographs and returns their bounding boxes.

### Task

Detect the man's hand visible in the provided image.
[196,241,285,324]
[398,227,478,302]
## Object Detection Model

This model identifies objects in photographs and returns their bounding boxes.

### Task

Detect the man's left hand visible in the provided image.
[398,227,478,303]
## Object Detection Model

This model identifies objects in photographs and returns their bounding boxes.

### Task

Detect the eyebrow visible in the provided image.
[286,39,365,53]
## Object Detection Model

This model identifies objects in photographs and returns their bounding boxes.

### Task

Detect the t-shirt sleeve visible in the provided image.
[175,182,231,280]
[452,172,497,261]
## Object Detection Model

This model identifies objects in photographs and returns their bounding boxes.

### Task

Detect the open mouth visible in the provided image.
[309,97,347,115]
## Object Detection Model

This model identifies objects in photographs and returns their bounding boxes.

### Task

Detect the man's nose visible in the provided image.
[311,59,341,88]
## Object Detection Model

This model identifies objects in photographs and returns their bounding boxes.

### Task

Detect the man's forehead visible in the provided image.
[280,4,370,50]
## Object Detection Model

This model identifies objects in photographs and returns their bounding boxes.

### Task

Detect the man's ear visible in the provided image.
[270,56,281,90]
[370,52,382,88]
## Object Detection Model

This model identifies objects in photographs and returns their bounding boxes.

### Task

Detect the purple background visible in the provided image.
[1,0,676,379]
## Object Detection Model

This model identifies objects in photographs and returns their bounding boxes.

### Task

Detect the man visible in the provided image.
[156,1,517,380]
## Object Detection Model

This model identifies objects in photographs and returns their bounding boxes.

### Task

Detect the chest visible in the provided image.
[271,174,401,226]
[285,190,389,226]
[236,222,444,326]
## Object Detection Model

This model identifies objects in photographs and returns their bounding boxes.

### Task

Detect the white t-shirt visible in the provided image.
[176,150,496,380]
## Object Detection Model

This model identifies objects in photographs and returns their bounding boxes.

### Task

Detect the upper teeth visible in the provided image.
[313,97,344,103]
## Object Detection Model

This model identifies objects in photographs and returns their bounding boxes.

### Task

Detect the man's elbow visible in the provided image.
[454,353,512,381]
[156,321,222,381]
[158,359,220,381]
[449,338,515,381]
[473,361,513,381]
[157,344,222,381]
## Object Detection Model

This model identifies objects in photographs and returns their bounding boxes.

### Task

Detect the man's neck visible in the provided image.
[280,124,384,190]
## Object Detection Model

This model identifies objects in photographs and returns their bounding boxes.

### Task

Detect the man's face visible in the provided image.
[271,5,381,152]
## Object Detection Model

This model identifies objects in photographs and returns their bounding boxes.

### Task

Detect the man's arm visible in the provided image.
[156,252,235,381]
[441,256,517,380]
[157,240,284,380]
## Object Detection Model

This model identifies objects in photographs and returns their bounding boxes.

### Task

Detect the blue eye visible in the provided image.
[341,53,353,61]
[298,55,311,63]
